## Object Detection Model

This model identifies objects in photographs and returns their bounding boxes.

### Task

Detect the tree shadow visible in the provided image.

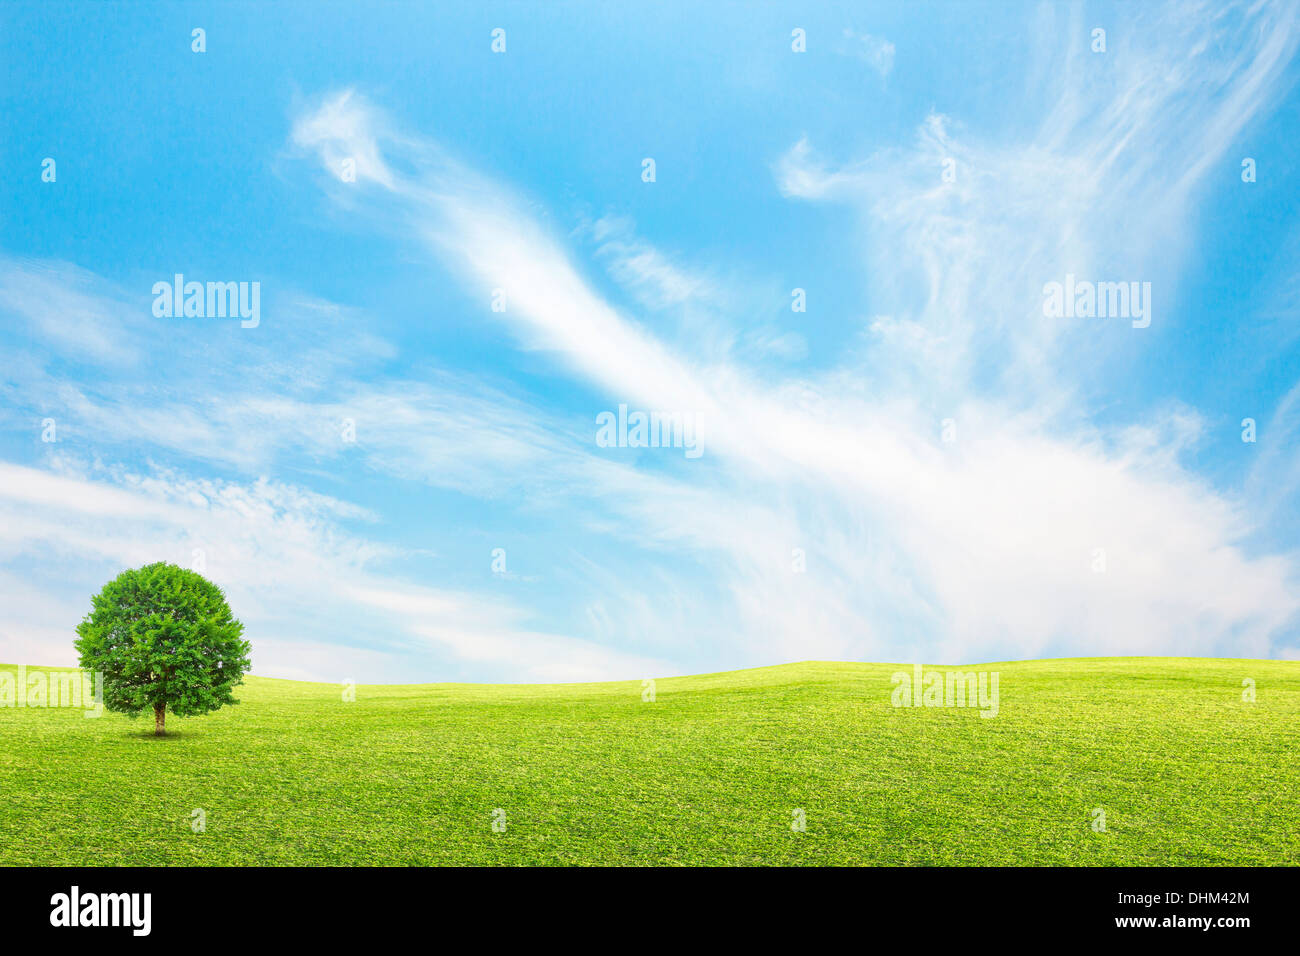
[124,729,189,741]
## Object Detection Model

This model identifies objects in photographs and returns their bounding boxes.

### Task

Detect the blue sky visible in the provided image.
[1,1,1298,681]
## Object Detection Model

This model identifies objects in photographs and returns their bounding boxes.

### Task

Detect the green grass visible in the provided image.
[1,657,1296,865]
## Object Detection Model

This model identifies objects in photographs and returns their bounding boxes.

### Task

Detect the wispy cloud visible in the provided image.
[0,258,145,365]
[838,29,895,78]
[0,457,668,682]
[285,1,1300,671]
[3,1,1297,681]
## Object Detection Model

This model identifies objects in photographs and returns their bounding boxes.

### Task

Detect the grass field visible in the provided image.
[1,657,1296,866]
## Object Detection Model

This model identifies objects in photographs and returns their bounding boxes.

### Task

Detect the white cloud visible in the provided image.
[5,2,1298,683]
[0,258,144,365]
[0,459,666,682]
[840,29,895,78]
[587,215,719,311]
[287,0,1300,668]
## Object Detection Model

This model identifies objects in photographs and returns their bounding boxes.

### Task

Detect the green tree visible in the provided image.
[75,563,251,736]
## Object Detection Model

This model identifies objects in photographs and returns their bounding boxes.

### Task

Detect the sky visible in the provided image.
[1,1,1298,682]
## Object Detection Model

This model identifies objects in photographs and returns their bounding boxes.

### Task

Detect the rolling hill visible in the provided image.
[1,657,1295,865]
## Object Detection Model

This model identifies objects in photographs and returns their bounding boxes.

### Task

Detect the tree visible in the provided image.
[75,563,251,736]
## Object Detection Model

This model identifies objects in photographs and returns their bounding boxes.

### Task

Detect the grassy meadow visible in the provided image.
[0,657,1296,866]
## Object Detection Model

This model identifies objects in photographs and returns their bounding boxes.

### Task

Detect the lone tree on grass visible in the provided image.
[75,562,251,736]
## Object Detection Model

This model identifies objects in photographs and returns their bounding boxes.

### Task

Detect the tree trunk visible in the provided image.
[154,703,166,736]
